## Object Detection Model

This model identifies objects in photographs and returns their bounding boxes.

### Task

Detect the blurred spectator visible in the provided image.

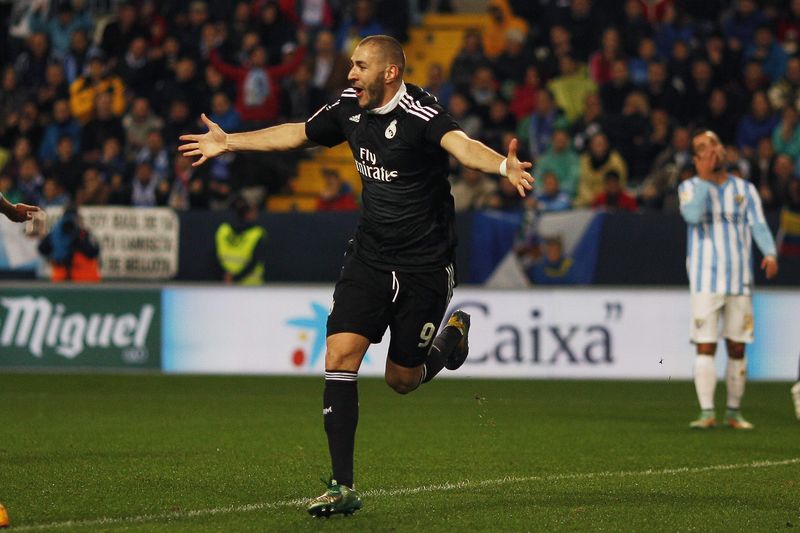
[744,25,788,83]
[517,88,564,160]
[525,235,574,285]
[30,2,92,58]
[628,37,658,87]
[123,97,165,159]
[643,61,682,118]
[492,29,535,88]
[653,3,695,60]
[509,66,540,121]
[591,170,638,212]
[750,137,778,207]
[15,32,51,90]
[210,92,243,132]
[107,173,132,206]
[2,138,33,183]
[209,33,306,127]
[577,132,628,207]
[62,29,90,84]
[38,207,101,283]
[738,59,770,105]
[37,62,69,116]
[16,157,44,206]
[723,0,767,52]
[180,1,211,56]
[97,137,127,181]
[336,0,384,54]
[100,1,146,62]
[450,29,490,92]
[81,92,125,158]
[736,90,779,158]
[215,196,267,285]
[599,59,635,115]
[0,68,26,129]
[316,168,359,212]
[778,0,800,51]
[620,0,654,57]
[589,27,625,85]
[700,88,740,146]
[535,172,572,212]
[40,177,70,208]
[117,37,159,99]
[257,2,297,65]
[451,167,497,212]
[424,63,454,110]
[160,57,204,119]
[489,174,528,211]
[38,99,81,165]
[484,0,529,59]
[571,92,610,152]
[704,32,739,86]
[469,66,499,116]
[772,106,800,161]
[46,136,83,197]
[447,93,481,139]
[281,63,325,123]
[777,175,800,256]
[481,99,516,155]
[169,155,208,210]
[646,108,672,161]
[768,56,800,112]
[666,39,692,89]
[162,99,196,153]
[768,153,797,209]
[535,128,580,198]
[560,0,608,62]
[75,166,109,206]
[131,161,169,207]
[683,58,717,124]
[3,102,43,151]
[136,130,170,183]
[547,54,597,124]
[641,126,691,211]
[310,30,351,100]
[68,50,126,124]
[614,91,651,183]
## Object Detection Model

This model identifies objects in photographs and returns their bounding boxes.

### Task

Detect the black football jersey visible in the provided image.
[305,83,462,272]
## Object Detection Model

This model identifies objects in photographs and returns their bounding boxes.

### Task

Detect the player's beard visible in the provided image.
[361,78,386,110]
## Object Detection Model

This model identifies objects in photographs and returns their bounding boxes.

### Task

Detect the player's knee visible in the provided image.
[385,374,418,395]
[726,341,745,359]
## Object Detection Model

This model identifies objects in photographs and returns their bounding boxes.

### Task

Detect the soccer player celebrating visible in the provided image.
[0,192,39,222]
[179,35,533,516]
[679,130,778,430]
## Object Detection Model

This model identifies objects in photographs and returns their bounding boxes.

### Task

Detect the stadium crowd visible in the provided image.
[1,0,799,228]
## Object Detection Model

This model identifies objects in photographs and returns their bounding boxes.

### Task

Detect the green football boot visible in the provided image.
[444,310,471,371]
[724,409,754,430]
[306,478,363,518]
[689,409,716,429]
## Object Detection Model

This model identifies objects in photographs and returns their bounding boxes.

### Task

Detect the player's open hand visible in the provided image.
[178,114,228,167]
[6,202,40,223]
[506,138,534,197]
[761,255,778,279]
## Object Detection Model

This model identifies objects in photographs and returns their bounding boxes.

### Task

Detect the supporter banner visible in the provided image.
[73,207,179,280]
[161,287,800,380]
[0,288,161,369]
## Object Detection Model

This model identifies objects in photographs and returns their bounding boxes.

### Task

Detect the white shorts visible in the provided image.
[690,293,754,344]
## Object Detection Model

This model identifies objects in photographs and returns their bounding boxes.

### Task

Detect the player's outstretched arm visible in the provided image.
[0,193,40,223]
[441,131,534,197]
[179,114,314,167]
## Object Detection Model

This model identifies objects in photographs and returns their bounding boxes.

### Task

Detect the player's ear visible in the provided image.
[385,65,399,83]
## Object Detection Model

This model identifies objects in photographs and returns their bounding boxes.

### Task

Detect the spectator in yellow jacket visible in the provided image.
[69,50,125,124]
[576,132,628,207]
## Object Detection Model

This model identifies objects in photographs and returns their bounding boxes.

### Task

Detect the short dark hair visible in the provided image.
[358,35,406,75]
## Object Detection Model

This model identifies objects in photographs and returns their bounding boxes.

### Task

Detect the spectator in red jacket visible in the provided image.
[316,168,358,212]
[591,170,638,212]
[209,30,306,127]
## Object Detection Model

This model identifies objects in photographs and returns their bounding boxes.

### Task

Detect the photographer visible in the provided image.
[38,207,101,282]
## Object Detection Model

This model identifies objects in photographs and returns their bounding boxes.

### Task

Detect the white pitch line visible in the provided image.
[12,458,800,531]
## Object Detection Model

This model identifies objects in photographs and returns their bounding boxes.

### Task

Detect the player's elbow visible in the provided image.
[680,206,703,224]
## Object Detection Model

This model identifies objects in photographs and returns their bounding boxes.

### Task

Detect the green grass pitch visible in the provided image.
[1,374,799,532]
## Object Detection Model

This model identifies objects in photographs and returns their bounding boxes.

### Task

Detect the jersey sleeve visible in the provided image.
[305,100,347,148]
[424,108,462,145]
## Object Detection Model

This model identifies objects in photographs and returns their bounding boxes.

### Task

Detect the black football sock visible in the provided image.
[422,326,463,383]
[323,370,358,488]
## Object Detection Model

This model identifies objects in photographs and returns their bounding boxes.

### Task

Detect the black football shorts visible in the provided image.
[327,252,457,368]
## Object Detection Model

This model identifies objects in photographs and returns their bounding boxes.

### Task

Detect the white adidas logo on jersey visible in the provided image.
[349,114,361,123]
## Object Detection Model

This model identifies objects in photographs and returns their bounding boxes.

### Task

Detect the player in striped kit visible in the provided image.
[678,130,779,430]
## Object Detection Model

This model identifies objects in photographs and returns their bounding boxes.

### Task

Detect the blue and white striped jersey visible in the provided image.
[678,175,769,295]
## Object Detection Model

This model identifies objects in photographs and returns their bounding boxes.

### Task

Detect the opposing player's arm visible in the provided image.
[0,192,40,223]
[179,114,314,167]
[440,131,534,197]
[745,182,779,279]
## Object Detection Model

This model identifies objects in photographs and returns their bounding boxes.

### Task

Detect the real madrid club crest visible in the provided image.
[385,119,397,139]
[734,194,744,204]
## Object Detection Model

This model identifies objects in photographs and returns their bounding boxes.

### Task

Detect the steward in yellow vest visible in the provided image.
[215,198,267,285]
